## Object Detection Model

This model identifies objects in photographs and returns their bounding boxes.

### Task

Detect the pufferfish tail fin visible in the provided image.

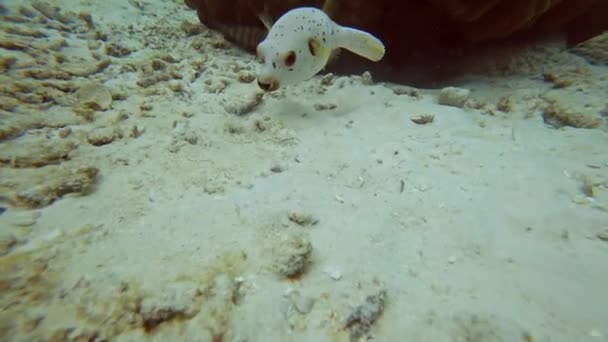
[336,27,385,62]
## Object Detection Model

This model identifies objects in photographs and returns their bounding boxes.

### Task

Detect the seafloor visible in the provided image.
[0,1,607,341]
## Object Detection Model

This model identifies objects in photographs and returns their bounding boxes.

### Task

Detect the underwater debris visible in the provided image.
[0,138,77,168]
[411,114,434,125]
[87,126,121,146]
[1,165,98,209]
[224,119,247,135]
[390,85,422,98]
[600,104,608,117]
[127,124,145,138]
[4,210,40,227]
[0,224,101,340]
[542,103,603,129]
[105,41,133,58]
[438,87,470,108]
[0,245,62,339]
[343,289,387,341]
[57,127,72,138]
[287,212,319,227]
[286,290,315,314]
[30,0,75,25]
[320,73,335,86]
[1,236,245,341]
[74,82,113,111]
[138,282,202,332]
[0,235,17,256]
[497,96,515,112]
[204,77,230,92]
[280,289,316,330]
[221,91,264,115]
[273,234,313,278]
[579,174,596,197]
[572,32,608,65]
[180,20,205,36]
[236,70,256,83]
[0,56,17,73]
[151,59,167,71]
[313,102,337,111]
[575,172,607,202]
[253,117,269,132]
[542,71,574,88]
[360,71,374,86]
[137,72,174,88]
[269,163,287,173]
[464,98,498,116]
[322,265,343,281]
[135,57,183,89]
[167,119,201,153]
[450,312,535,342]
[597,229,608,242]
[21,59,110,80]
[0,1,112,143]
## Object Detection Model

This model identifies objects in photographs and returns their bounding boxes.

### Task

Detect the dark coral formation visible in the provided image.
[183,0,608,85]
[184,0,608,56]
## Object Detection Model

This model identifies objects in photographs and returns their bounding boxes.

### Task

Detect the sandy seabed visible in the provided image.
[1,1,607,341]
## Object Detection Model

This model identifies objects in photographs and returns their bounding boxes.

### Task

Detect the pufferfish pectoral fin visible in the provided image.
[336,27,385,62]
[256,1,273,31]
[326,48,342,67]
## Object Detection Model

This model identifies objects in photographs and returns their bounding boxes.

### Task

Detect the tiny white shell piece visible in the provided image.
[323,266,343,280]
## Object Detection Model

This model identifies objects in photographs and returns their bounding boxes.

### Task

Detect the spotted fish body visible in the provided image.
[255,7,385,91]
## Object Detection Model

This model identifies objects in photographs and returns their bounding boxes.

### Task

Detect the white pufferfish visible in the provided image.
[256,7,386,91]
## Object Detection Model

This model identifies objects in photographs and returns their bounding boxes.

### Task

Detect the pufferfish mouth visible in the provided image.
[257,77,279,92]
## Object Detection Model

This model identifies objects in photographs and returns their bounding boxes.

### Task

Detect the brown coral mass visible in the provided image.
[185,0,607,85]
[185,0,607,51]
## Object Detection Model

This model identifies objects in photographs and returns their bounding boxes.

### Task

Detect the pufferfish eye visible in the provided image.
[284,50,296,66]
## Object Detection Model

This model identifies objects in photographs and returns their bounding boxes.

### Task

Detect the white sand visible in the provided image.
[1,0,607,341]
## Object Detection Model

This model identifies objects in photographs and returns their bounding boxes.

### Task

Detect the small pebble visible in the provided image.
[588,329,603,338]
[320,73,334,86]
[344,289,387,340]
[437,87,470,108]
[0,235,17,255]
[275,235,313,278]
[596,229,608,242]
[282,289,315,315]
[361,71,373,85]
[411,114,434,125]
[294,295,315,314]
[8,211,40,226]
[270,164,286,173]
[58,127,72,138]
[322,266,342,280]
